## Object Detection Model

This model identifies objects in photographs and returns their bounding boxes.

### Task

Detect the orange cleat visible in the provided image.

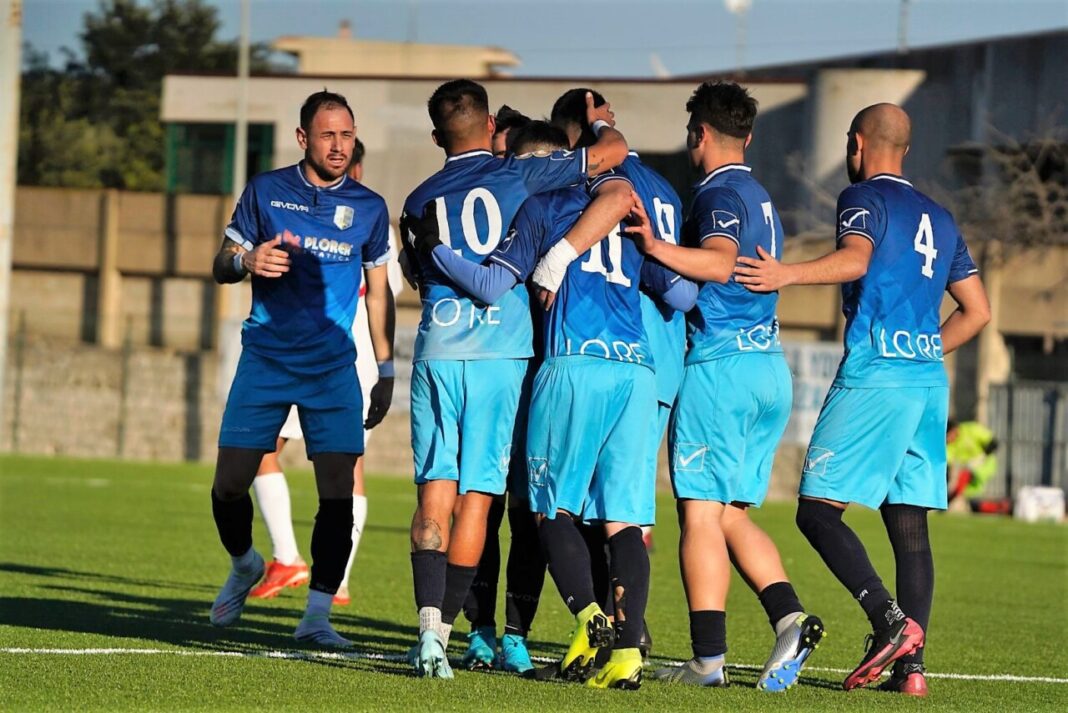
[333,585,351,606]
[250,558,309,599]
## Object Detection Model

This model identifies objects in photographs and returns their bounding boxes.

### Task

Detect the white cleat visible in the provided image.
[209,551,266,627]
[294,614,353,648]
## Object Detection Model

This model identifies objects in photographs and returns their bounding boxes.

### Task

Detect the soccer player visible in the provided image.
[623,81,825,690]
[458,102,538,673]
[248,138,403,606]
[208,90,395,648]
[545,87,691,661]
[735,102,991,694]
[399,80,629,679]
[423,119,694,690]
[491,104,530,157]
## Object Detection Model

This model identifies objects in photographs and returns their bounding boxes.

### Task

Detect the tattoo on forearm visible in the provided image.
[587,159,602,173]
[413,518,443,550]
[212,239,246,284]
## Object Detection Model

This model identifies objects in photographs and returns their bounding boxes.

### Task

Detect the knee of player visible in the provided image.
[795,497,844,537]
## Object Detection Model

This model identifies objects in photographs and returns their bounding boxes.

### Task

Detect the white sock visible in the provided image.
[252,473,300,565]
[439,622,453,647]
[305,590,334,620]
[339,495,368,589]
[419,606,442,636]
[231,547,258,573]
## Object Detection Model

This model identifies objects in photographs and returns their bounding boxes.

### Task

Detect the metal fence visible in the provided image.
[987,381,1068,498]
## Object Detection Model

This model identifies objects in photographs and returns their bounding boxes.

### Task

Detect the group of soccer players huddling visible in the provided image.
[207,76,991,696]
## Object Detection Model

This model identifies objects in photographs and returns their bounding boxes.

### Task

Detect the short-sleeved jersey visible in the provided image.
[683,164,785,364]
[488,185,655,371]
[591,153,686,403]
[402,148,588,362]
[833,174,978,387]
[226,163,390,373]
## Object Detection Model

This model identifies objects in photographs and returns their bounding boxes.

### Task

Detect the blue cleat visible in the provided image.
[414,629,454,679]
[498,633,534,675]
[461,626,497,670]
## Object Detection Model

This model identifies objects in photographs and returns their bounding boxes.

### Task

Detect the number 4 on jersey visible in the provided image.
[913,213,938,278]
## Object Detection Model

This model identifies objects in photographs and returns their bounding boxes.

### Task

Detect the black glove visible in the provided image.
[400,199,443,264]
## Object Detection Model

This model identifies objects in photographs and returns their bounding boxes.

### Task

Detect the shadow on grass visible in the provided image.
[0,562,214,593]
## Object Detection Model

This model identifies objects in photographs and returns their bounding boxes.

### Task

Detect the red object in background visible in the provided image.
[970,498,1013,515]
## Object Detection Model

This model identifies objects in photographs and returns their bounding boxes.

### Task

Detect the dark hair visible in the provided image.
[685,81,757,140]
[300,89,355,132]
[508,121,570,155]
[352,137,366,165]
[549,88,606,147]
[427,79,489,134]
[494,104,531,137]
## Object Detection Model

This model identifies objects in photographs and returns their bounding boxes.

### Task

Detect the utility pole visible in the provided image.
[724,0,752,75]
[216,0,251,401]
[0,0,23,431]
[898,0,912,55]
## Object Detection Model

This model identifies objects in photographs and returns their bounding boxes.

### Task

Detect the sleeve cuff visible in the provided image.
[699,233,741,247]
[488,254,524,278]
[588,173,632,194]
[837,231,875,246]
[225,226,254,251]
[362,251,391,269]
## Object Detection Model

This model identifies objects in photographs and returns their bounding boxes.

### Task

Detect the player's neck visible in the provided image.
[700,149,746,177]
[445,139,492,158]
[860,154,904,180]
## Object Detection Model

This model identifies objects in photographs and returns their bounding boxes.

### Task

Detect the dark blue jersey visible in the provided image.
[591,153,688,404]
[684,164,785,364]
[490,185,676,370]
[226,163,390,372]
[834,174,978,387]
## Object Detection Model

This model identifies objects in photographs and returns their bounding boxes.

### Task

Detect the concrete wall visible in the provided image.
[160,75,809,219]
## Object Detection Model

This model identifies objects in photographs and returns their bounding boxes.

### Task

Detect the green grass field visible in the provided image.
[0,454,1065,711]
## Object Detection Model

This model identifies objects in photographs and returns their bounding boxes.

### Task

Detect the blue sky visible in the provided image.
[23,0,1068,77]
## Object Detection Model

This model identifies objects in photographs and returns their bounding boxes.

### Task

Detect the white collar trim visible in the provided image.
[446,149,493,164]
[872,174,912,187]
[697,163,751,187]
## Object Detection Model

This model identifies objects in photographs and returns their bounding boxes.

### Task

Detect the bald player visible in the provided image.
[735,103,990,695]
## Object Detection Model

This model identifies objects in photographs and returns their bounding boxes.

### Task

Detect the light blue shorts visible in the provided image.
[410,358,528,495]
[526,356,658,525]
[506,361,538,501]
[670,354,792,506]
[220,350,363,457]
[800,385,949,510]
[642,401,673,483]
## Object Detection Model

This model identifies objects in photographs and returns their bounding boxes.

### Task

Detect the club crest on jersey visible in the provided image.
[333,205,354,230]
[839,207,870,231]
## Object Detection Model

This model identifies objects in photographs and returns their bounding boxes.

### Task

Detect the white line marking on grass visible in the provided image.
[1,648,1065,684]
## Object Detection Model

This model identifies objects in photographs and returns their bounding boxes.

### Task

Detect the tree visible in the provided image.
[18,0,279,190]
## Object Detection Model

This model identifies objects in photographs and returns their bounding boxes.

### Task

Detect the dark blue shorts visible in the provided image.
[219,350,364,457]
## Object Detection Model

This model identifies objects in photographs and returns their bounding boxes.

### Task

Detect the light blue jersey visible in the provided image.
[833,174,978,388]
[226,163,390,373]
[401,148,588,362]
[683,164,785,364]
[591,153,688,405]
